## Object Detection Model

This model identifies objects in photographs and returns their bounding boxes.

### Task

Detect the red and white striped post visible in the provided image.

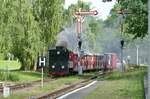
[75,9,98,75]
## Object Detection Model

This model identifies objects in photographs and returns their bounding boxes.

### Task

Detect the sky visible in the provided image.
[64,0,117,20]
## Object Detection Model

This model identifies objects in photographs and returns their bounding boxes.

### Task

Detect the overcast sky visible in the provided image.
[64,0,117,20]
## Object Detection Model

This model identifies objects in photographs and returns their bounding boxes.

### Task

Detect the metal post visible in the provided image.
[121,46,124,72]
[148,0,150,98]
[77,25,82,75]
[120,15,124,72]
[78,47,82,75]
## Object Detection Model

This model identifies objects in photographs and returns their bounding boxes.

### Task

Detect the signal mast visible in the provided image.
[75,9,98,75]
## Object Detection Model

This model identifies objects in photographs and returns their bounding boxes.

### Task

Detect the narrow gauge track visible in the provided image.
[33,71,112,99]
[0,78,56,93]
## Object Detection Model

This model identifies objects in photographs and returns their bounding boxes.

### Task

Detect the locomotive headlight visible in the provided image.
[57,51,60,55]
[52,65,55,68]
[62,66,65,69]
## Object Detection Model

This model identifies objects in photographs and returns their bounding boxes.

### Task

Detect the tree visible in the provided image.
[0,0,65,70]
[9,0,42,70]
[33,0,64,48]
[120,0,148,38]
[0,0,13,55]
[0,0,43,70]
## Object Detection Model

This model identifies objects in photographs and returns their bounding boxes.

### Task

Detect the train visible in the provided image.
[47,46,118,76]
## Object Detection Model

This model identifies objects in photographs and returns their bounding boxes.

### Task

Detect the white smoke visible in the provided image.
[56,24,78,50]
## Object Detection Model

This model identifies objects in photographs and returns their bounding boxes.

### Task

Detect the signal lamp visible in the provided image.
[120,40,124,48]
[78,40,82,49]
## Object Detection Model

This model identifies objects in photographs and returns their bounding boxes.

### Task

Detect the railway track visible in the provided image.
[32,71,112,99]
[0,78,55,93]
[0,71,103,93]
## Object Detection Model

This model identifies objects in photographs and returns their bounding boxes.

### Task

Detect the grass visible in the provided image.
[0,60,42,82]
[84,68,147,99]
[0,60,21,70]
[0,70,98,82]
[0,71,98,99]
[0,71,42,82]
[0,76,82,99]
[14,71,42,82]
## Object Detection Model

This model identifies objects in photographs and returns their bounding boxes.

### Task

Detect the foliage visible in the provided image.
[106,0,148,39]
[103,0,148,56]
[0,60,21,70]
[104,4,121,28]
[33,0,64,47]
[120,0,147,38]
[104,0,148,39]
[0,0,64,70]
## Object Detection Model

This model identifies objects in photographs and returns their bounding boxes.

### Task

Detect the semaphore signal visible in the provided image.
[75,9,98,35]
[74,8,98,75]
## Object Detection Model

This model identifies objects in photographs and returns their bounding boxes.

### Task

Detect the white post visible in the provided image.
[136,45,139,65]
[148,0,150,98]
[41,67,43,88]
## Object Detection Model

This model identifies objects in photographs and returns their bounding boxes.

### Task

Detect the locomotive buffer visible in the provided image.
[75,9,98,75]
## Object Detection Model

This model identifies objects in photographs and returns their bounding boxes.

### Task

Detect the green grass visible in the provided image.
[84,69,147,99]
[0,72,98,99]
[0,60,21,70]
[0,71,42,82]
[14,71,42,82]
[0,70,98,82]
[1,76,82,99]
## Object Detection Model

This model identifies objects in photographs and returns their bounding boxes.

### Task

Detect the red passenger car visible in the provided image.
[103,53,117,70]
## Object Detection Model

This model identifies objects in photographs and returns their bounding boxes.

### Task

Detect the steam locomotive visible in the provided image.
[48,46,118,76]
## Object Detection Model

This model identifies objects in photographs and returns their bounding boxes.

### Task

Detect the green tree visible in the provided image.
[0,0,65,70]
[10,0,42,70]
[33,0,64,48]
[0,0,43,70]
[120,0,148,38]
[0,0,13,55]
